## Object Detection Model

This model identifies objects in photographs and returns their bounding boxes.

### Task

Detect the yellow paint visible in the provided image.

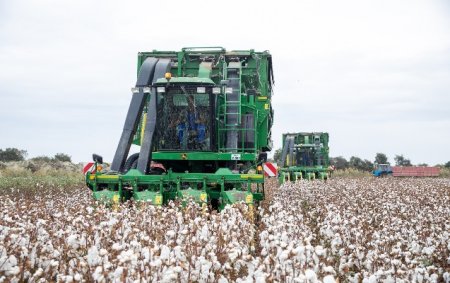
[89,175,95,180]
[245,194,253,204]
[154,195,162,205]
[240,174,263,179]
[140,113,147,144]
[257,96,268,101]
[112,194,120,203]
[97,175,119,179]
[264,103,269,110]
[200,193,207,202]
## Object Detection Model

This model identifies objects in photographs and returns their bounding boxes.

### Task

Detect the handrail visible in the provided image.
[182,47,226,52]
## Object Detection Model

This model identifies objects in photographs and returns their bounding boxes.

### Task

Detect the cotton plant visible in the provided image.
[0,178,449,282]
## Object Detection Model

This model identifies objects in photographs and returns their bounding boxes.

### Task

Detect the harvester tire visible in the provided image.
[123,153,139,173]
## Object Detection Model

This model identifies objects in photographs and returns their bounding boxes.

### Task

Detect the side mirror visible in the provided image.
[92,154,103,164]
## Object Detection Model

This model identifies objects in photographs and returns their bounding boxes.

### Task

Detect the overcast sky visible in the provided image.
[1,0,449,165]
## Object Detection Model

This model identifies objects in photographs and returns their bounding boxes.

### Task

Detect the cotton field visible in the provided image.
[0,178,449,282]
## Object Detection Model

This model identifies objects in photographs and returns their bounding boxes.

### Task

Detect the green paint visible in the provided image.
[87,47,273,209]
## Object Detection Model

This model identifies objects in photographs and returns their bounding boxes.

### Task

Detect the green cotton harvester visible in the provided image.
[86,47,274,210]
[278,132,330,182]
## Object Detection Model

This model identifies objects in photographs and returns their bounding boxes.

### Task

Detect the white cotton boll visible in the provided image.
[113,267,123,279]
[99,249,108,256]
[33,268,44,277]
[442,272,449,283]
[87,246,102,267]
[323,265,336,275]
[160,245,170,261]
[315,246,326,257]
[305,269,317,283]
[218,275,229,283]
[92,266,104,281]
[166,230,176,238]
[112,243,122,251]
[429,273,439,282]
[323,275,335,283]
[67,234,79,249]
[201,225,209,240]
[279,250,289,262]
[150,259,162,267]
[422,246,435,256]
[261,248,267,256]
[368,274,377,283]
[6,266,20,276]
[51,260,59,267]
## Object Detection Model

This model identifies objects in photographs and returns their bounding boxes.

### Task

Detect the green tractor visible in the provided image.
[86,47,274,210]
[278,132,330,183]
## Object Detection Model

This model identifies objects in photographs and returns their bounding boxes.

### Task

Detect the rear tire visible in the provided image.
[123,153,139,173]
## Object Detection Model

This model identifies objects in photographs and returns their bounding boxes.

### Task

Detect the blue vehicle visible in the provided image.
[373,164,393,177]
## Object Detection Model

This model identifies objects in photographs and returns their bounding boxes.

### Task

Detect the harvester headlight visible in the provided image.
[257,165,263,172]
[131,87,140,94]
[197,87,206,93]
[157,87,166,93]
[143,87,151,94]
[225,87,233,94]
[212,87,221,94]
[164,72,172,80]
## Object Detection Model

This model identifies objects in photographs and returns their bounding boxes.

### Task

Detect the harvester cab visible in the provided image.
[86,47,274,210]
[278,132,330,183]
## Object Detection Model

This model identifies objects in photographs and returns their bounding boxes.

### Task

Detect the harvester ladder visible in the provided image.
[224,62,242,126]
[221,62,242,152]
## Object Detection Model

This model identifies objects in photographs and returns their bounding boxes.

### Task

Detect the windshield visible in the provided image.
[155,86,213,151]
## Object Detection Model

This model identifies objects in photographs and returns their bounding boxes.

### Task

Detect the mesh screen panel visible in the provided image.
[156,86,212,151]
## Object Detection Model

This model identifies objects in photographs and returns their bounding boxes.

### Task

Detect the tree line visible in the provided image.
[0,148,72,163]
[272,150,450,172]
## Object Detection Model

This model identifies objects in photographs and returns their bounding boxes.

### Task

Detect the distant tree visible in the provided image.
[417,163,428,167]
[330,156,349,170]
[362,159,374,171]
[349,156,374,171]
[30,156,53,163]
[273,148,282,165]
[394,154,412,166]
[349,156,364,170]
[445,161,450,168]
[375,153,388,165]
[0,148,27,162]
[54,153,72,163]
